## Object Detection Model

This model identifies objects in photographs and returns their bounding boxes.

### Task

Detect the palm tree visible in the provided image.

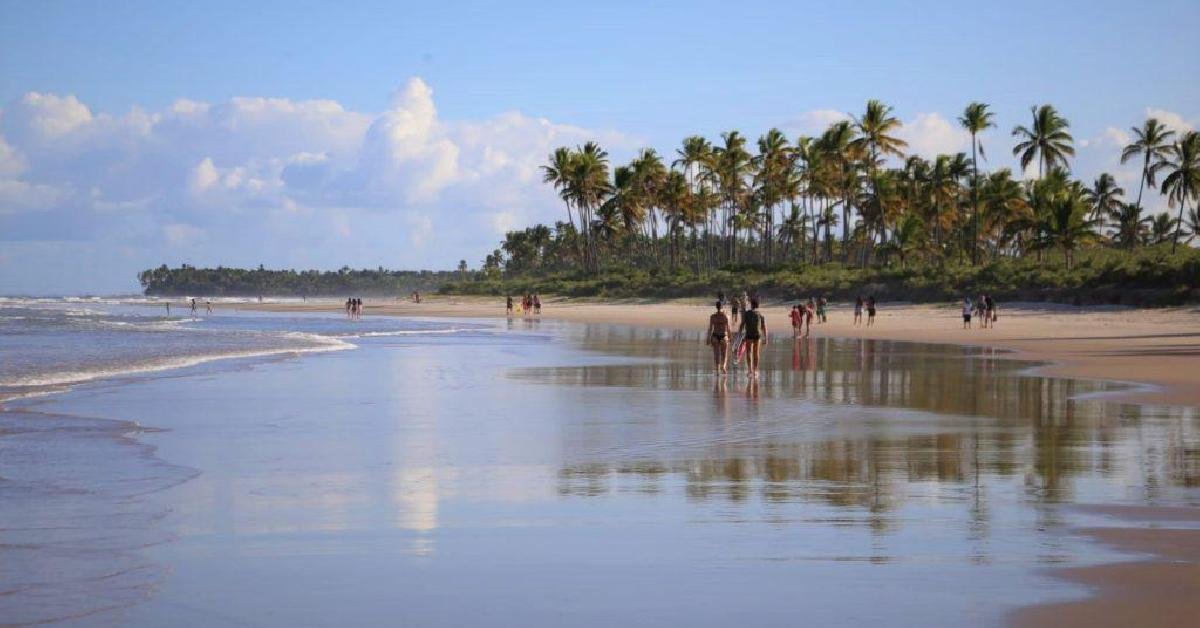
[1120,118,1175,214]
[1011,105,1075,178]
[1184,206,1200,245]
[566,141,612,270]
[817,121,861,262]
[1034,184,1097,270]
[659,170,690,270]
[541,147,577,231]
[1147,212,1179,245]
[959,102,995,264]
[881,213,928,268]
[1084,173,1124,223]
[713,131,753,262]
[1157,131,1200,253]
[754,128,796,263]
[853,99,908,170]
[1106,202,1151,249]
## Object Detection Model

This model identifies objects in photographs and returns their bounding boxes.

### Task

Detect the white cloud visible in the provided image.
[783,109,851,136]
[0,78,636,293]
[897,112,971,159]
[1145,108,1195,134]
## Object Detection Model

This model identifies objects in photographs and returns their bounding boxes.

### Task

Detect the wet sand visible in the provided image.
[1011,506,1200,628]
[229,297,1200,627]
[240,297,1200,406]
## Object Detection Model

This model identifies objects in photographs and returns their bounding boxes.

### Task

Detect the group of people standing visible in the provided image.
[962,294,998,329]
[506,294,542,317]
[345,297,364,320]
[853,295,878,326]
[788,297,828,337]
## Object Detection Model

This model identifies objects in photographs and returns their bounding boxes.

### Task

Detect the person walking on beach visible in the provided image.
[165,301,171,316]
[506,295,514,316]
[985,295,997,328]
[804,299,816,337]
[817,296,827,323]
[867,296,877,326]
[206,300,212,315]
[534,294,542,315]
[854,296,864,326]
[706,300,732,374]
[190,298,197,315]
[790,304,802,336]
[962,296,973,329]
[737,297,768,377]
[730,297,739,325]
[345,298,353,318]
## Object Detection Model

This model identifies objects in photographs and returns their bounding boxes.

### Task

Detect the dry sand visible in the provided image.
[237,295,1200,626]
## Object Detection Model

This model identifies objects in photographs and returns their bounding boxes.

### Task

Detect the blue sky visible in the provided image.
[1,0,1197,294]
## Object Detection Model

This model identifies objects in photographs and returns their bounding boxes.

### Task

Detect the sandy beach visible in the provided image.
[231,296,1200,627]
[244,297,1200,406]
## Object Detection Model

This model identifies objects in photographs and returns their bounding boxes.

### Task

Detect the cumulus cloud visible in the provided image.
[0,79,636,293]
[896,112,971,159]
[1145,108,1195,134]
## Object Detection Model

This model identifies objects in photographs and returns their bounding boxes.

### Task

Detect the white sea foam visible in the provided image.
[0,336,353,389]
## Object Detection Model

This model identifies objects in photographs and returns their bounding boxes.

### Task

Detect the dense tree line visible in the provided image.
[488,102,1198,276]
[139,264,464,296]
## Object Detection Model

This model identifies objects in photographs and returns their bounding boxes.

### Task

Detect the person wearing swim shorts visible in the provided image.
[854,295,863,326]
[962,296,973,329]
[706,300,732,374]
[867,295,877,326]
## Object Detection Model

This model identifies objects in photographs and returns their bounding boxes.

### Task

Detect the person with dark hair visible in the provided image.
[506,295,513,316]
[737,297,768,377]
[867,295,877,326]
[706,300,731,374]
[854,295,864,326]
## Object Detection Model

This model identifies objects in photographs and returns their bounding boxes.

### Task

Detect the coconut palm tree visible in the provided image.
[713,131,753,261]
[1034,183,1097,270]
[659,170,690,270]
[541,147,577,231]
[1120,118,1176,214]
[566,141,612,270]
[1157,131,1200,253]
[1011,105,1075,178]
[1084,173,1124,223]
[853,99,908,170]
[1106,202,1151,249]
[1147,212,1179,245]
[959,102,995,264]
[817,121,861,262]
[881,213,928,268]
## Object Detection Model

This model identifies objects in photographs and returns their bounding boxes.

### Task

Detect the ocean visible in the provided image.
[1,299,1197,626]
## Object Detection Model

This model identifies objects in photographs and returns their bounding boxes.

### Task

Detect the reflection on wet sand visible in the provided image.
[526,327,1198,546]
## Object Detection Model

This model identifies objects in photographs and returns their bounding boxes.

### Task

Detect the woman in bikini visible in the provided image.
[706,300,732,374]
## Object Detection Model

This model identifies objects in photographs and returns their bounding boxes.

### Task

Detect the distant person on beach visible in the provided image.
[206,300,212,314]
[854,296,864,326]
[706,300,731,374]
[985,295,997,328]
[345,298,353,318]
[717,291,726,306]
[804,299,815,337]
[534,294,542,315]
[165,301,170,316]
[190,298,197,314]
[506,295,514,316]
[817,296,827,323]
[867,296,877,326]
[962,296,973,329]
[730,298,740,324]
[789,304,802,335]
[737,297,767,377]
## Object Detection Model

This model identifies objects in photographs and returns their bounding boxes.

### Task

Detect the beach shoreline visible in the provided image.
[233,296,1200,407]
[229,295,1200,627]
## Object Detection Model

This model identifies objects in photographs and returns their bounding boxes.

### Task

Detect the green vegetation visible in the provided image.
[139,264,463,296]
[442,245,1199,305]
[451,102,1199,304]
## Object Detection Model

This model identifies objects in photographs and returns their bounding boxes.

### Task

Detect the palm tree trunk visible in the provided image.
[970,134,980,266]
[1173,198,1189,254]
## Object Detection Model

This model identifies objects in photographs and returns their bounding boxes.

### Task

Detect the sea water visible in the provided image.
[1,302,1197,627]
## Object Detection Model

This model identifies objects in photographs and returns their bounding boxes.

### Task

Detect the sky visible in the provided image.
[1,0,1197,294]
